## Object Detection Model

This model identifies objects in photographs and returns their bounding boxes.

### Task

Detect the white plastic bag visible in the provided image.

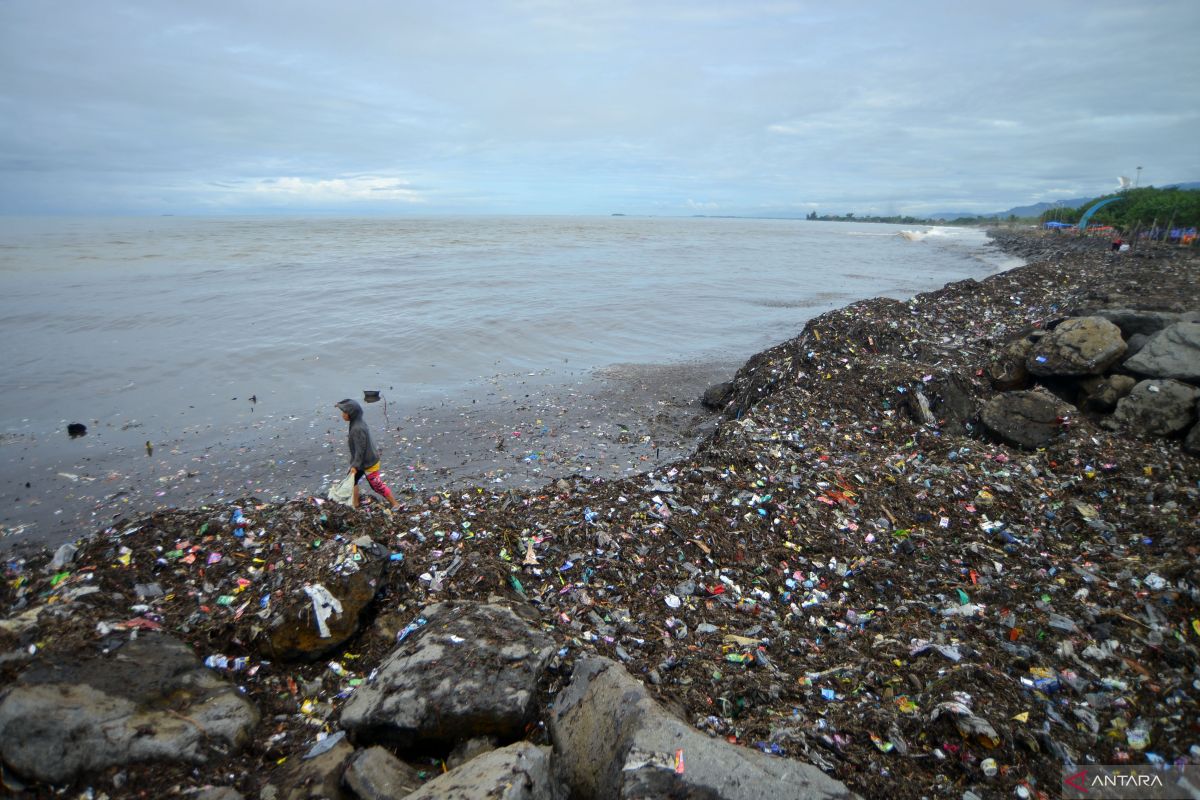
[328,474,355,506]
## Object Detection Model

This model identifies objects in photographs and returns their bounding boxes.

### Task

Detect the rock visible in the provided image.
[0,633,258,784]
[1106,379,1200,437]
[447,736,500,769]
[342,746,423,800]
[1026,316,1127,376]
[1079,374,1137,411]
[1184,420,1200,456]
[193,788,245,800]
[932,372,979,433]
[266,735,354,800]
[340,601,555,748]
[979,390,1075,449]
[262,547,388,661]
[1087,308,1179,338]
[1123,322,1200,382]
[67,422,87,438]
[550,657,859,800]
[1125,332,1150,358]
[403,742,556,800]
[985,338,1032,391]
[702,381,734,411]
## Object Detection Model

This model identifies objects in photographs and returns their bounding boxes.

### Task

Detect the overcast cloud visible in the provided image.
[1,0,1196,216]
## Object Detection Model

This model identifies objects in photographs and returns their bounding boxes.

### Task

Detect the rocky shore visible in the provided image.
[2,230,1198,799]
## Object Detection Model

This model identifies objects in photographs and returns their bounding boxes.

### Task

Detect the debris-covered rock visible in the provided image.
[341,746,424,800]
[979,389,1075,448]
[402,741,557,800]
[1106,379,1200,436]
[341,601,556,748]
[551,656,859,799]
[1026,316,1127,376]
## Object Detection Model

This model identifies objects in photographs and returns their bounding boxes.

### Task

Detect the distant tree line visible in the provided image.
[805,210,1029,226]
[805,211,939,224]
[1039,186,1200,231]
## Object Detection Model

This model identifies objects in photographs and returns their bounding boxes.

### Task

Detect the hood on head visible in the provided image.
[336,399,363,420]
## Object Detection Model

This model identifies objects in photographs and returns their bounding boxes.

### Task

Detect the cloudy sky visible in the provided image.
[1,1,1196,216]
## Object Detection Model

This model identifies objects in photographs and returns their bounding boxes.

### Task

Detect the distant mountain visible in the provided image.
[932,181,1200,220]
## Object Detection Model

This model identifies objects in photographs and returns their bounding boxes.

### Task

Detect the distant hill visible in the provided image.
[933,181,1200,220]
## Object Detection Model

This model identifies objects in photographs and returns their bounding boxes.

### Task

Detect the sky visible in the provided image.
[0,1,1197,217]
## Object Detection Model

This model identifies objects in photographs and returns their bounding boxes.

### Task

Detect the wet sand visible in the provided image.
[1,360,735,551]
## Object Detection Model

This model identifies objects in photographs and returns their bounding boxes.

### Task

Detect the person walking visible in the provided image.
[335,399,400,509]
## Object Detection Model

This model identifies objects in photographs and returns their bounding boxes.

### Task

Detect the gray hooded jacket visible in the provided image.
[336,399,379,472]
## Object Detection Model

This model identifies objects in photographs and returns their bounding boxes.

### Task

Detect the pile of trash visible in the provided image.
[1,231,1198,799]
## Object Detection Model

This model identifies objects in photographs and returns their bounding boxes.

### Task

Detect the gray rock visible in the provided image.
[1106,380,1200,437]
[1079,374,1137,412]
[1087,308,1179,338]
[0,633,258,784]
[193,788,245,800]
[340,602,555,748]
[550,657,859,800]
[447,736,500,769]
[403,742,556,800]
[342,746,423,800]
[985,338,1032,391]
[702,381,734,411]
[979,391,1075,449]
[1123,322,1200,382]
[1125,332,1150,358]
[1184,419,1200,456]
[932,373,979,434]
[1027,316,1127,376]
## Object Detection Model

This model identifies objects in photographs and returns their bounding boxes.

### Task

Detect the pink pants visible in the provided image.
[354,466,394,499]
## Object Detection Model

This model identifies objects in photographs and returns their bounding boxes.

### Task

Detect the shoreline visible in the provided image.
[0,359,737,553]
[2,230,1198,799]
[1,223,1010,554]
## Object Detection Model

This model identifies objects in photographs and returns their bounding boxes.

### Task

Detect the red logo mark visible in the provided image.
[1064,770,1089,793]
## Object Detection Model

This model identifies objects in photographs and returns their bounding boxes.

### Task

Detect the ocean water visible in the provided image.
[0,215,1021,545]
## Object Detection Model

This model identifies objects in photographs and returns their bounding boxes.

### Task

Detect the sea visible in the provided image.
[0,215,1022,549]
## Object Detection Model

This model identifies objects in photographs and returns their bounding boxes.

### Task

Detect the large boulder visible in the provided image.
[1106,379,1200,437]
[403,742,557,800]
[1123,322,1200,382]
[1079,374,1137,412]
[985,338,1033,391]
[979,390,1075,449]
[1026,316,1127,377]
[702,381,735,411]
[340,602,556,748]
[1184,419,1200,456]
[1087,308,1180,339]
[262,536,390,661]
[342,746,424,800]
[0,633,258,784]
[550,657,858,800]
